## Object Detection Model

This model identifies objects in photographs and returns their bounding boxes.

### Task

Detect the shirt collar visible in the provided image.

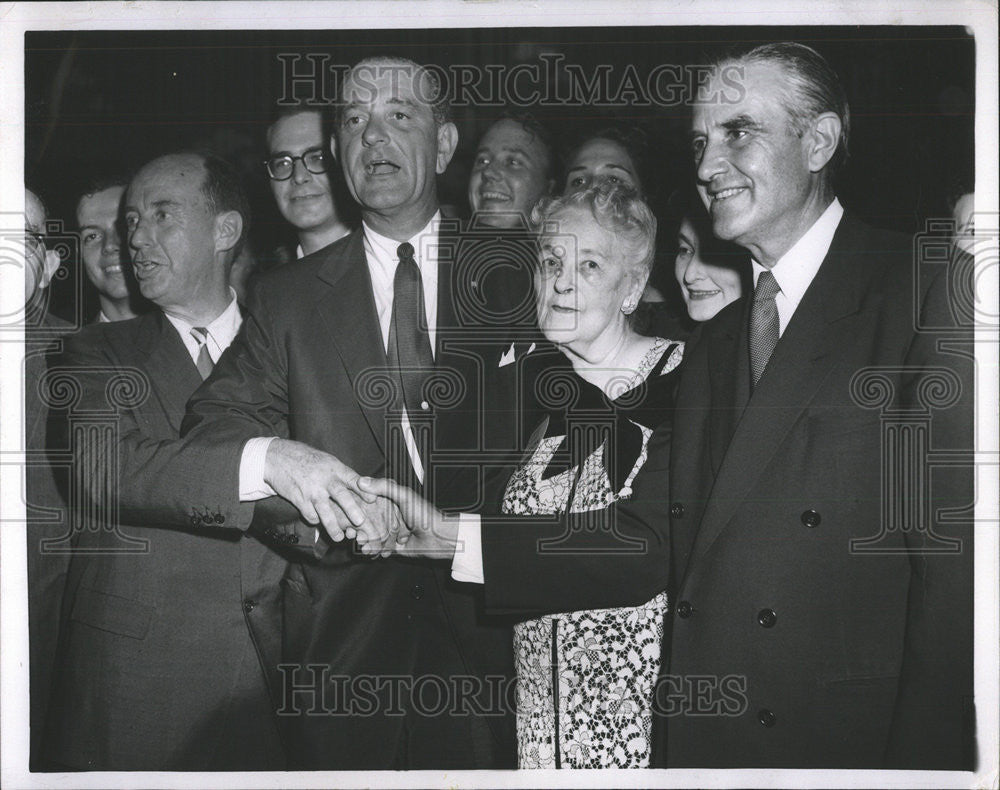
[162,287,242,348]
[752,198,844,305]
[362,211,441,273]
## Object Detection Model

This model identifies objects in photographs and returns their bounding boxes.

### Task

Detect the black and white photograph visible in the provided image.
[1,2,997,788]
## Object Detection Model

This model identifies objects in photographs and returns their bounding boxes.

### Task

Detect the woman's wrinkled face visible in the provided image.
[535,205,642,355]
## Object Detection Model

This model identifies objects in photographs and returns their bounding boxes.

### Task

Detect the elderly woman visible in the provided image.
[364,184,683,769]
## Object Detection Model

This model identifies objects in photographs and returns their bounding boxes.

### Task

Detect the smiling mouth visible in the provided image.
[366,160,400,176]
[687,288,721,299]
[103,264,124,276]
[479,190,511,202]
[132,259,160,276]
[290,193,324,201]
[710,187,747,202]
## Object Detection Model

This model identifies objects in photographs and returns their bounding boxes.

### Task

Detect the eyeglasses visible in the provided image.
[24,229,47,253]
[264,148,329,181]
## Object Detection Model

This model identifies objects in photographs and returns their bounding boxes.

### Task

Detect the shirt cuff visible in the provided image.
[450,513,484,584]
[239,437,278,500]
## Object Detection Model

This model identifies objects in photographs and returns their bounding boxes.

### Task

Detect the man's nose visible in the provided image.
[291,157,313,184]
[103,228,121,256]
[361,115,388,147]
[696,138,727,186]
[483,160,502,182]
[129,219,151,251]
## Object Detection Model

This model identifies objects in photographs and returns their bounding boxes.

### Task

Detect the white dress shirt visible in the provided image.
[750,198,844,337]
[239,214,442,500]
[162,288,242,366]
[452,198,847,585]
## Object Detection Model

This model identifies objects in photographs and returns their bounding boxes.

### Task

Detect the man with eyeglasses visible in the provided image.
[265,108,353,258]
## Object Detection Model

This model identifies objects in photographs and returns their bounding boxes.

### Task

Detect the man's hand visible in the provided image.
[357,477,459,560]
[264,439,375,542]
[352,496,405,558]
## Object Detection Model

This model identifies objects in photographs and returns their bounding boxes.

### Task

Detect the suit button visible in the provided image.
[801,509,821,528]
[214,513,226,525]
[420,400,430,411]
[243,600,257,613]
[676,600,693,619]
[758,708,776,728]
[670,502,684,518]
[757,608,777,628]
[411,584,424,600]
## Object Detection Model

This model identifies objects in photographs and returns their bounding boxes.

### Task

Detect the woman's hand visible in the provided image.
[356,477,460,560]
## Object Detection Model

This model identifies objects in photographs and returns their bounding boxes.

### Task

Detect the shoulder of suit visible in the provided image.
[63,312,157,356]
[250,229,361,294]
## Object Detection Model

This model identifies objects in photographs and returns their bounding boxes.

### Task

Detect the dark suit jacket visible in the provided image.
[659,214,974,769]
[111,228,518,769]
[24,311,73,771]
[45,311,286,770]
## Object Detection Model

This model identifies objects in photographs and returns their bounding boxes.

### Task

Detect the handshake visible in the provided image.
[263,438,460,559]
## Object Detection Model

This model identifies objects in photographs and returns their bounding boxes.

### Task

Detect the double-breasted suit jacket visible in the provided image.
[658,214,974,769]
[115,227,518,769]
[46,311,286,770]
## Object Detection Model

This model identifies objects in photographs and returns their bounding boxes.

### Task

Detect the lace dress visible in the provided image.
[502,338,684,769]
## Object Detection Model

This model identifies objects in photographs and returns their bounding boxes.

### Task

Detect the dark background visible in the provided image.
[25,26,976,318]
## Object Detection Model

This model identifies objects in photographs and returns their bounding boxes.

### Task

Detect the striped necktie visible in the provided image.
[749,270,781,387]
[190,326,214,380]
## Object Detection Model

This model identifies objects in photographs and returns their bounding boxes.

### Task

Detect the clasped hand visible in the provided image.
[263,439,458,558]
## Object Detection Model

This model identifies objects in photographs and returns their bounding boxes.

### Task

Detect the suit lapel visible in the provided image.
[685,215,875,575]
[132,313,203,434]
[705,299,747,476]
[315,230,390,455]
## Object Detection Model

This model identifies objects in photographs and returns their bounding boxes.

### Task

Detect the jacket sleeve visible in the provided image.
[480,419,672,616]
[883,264,976,769]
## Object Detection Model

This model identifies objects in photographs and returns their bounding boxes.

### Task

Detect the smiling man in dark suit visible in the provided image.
[661,42,975,769]
[46,152,286,770]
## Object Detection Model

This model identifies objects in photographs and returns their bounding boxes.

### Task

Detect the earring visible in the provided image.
[621,300,636,315]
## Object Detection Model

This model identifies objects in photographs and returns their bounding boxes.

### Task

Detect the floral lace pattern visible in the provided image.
[504,339,677,769]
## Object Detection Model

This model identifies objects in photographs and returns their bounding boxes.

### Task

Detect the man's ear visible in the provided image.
[436,122,459,174]
[806,112,842,173]
[214,210,244,254]
[329,131,339,161]
[38,249,61,290]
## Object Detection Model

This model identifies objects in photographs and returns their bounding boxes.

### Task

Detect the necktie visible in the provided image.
[749,270,781,387]
[387,242,434,414]
[190,326,214,380]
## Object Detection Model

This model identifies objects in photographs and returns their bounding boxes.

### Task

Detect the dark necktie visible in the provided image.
[190,326,214,380]
[387,242,434,414]
[749,270,781,387]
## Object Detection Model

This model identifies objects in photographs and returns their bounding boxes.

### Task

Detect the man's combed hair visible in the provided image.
[197,151,251,258]
[726,41,850,176]
[336,56,453,128]
[532,183,657,279]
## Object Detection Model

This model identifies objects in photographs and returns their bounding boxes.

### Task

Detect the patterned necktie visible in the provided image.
[190,326,214,380]
[387,242,434,414]
[749,270,781,387]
